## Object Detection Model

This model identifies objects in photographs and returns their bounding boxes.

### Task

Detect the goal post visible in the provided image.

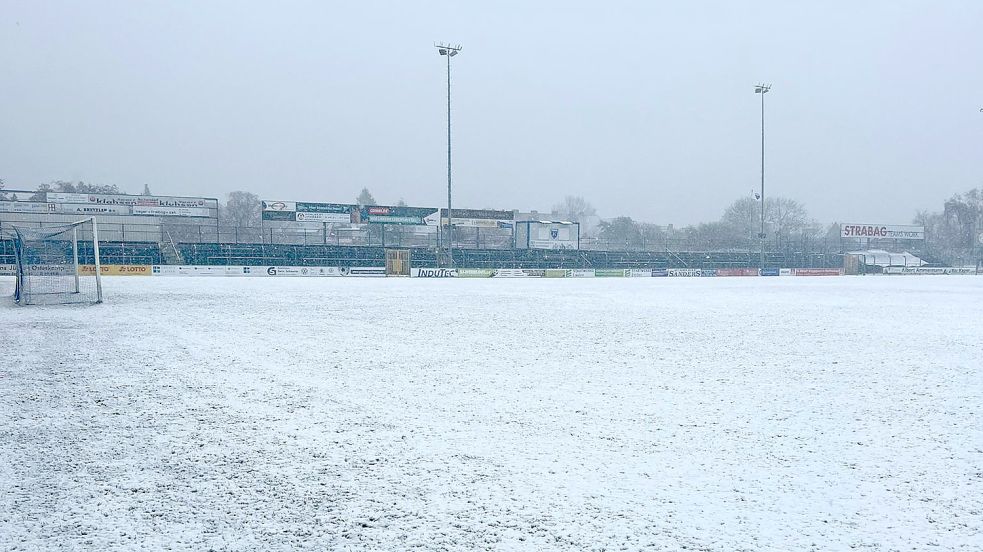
[12,217,104,305]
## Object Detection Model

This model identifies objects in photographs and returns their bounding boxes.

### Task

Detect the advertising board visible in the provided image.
[46,192,215,210]
[440,208,515,228]
[412,268,458,277]
[793,268,842,276]
[357,205,440,225]
[667,268,702,277]
[262,201,355,223]
[840,224,924,240]
[717,268,759,277]
[883,267,976,275]
[456,268,495,278]
[78,264,152,276]
[0,201,56,214]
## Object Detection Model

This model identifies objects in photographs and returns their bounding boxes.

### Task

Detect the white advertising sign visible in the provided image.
[0,201,55,214]
[264,266,343,277]
[668,268,702,277]
[566,269,596,277]
[840,224,925,240]
[295,211,351,223]
[131,206,212,217]
[44,192,90,204]
[47,192,215,209]
[262,200,296,212]
[412,268,458,277]
[0,264,15,275]
[56,203,132,215]
[883,266,976,275]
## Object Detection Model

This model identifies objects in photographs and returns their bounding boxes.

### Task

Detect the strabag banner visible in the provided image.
[840,224,925,240]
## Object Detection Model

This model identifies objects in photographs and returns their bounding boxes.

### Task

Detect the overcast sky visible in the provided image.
[1,1,980,225]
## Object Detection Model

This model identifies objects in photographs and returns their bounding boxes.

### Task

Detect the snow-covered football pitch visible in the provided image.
[1,275,981,551]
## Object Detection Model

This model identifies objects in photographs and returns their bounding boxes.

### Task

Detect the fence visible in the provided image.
[0,218,855,258]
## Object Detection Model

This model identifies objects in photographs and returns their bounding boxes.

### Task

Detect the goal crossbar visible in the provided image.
[12,217,103,305]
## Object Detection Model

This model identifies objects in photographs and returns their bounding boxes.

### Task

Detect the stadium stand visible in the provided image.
[1,238,842,270]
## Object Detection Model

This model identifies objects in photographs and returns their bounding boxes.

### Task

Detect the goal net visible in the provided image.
[12,218,104,305]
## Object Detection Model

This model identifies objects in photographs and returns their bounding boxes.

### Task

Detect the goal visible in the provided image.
[12,218,103,305]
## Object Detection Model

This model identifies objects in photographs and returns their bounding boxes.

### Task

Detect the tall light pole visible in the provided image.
[436,43,462,267]
[754,83,771,269]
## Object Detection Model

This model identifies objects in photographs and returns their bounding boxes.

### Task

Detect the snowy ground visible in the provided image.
[1,276,981,551]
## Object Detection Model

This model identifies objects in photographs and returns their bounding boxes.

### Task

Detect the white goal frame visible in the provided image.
[13,217,103,305]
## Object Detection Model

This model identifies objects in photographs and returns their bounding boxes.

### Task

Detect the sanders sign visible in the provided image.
[840,224,924,240]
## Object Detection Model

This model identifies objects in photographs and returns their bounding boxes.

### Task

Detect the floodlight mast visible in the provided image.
[436,43,462,267]
[754,83,771,270]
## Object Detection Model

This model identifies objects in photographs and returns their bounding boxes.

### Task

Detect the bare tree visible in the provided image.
[551,195,596,223]
[720,196,760,242]
[597,216,642,249]
[220,191,262,228]
[28,182,53,202]
[720,195,817,248]
[357,188,377,206]
[43,180,123,194]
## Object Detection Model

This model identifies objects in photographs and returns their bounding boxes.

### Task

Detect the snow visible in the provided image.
[1,275,981,551]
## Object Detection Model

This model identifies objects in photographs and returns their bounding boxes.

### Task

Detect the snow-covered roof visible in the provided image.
[847,249,926,267]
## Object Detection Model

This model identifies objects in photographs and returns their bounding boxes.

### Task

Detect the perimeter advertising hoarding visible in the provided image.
[150,265,379,276]
[456,268,495,278]
[46,192,216,210]
[1,200,208,217]
[793,268,842,276]
[840,224,924,240]
[262,201,355,223]
[78,265,152,276]
[357,205,440,225]
[412,268,458,277]
[0,201,56,213]
[440,208,515,228]
[883,267,975,275]
[296,202,354,224]
[262,201,442,225]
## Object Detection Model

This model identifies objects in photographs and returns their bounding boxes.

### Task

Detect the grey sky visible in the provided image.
[1,1,980,226]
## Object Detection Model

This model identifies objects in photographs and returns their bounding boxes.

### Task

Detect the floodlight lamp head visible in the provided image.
[754,83,771,94]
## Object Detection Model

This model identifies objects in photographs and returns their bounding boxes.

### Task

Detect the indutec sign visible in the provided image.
[840,224,924,240]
